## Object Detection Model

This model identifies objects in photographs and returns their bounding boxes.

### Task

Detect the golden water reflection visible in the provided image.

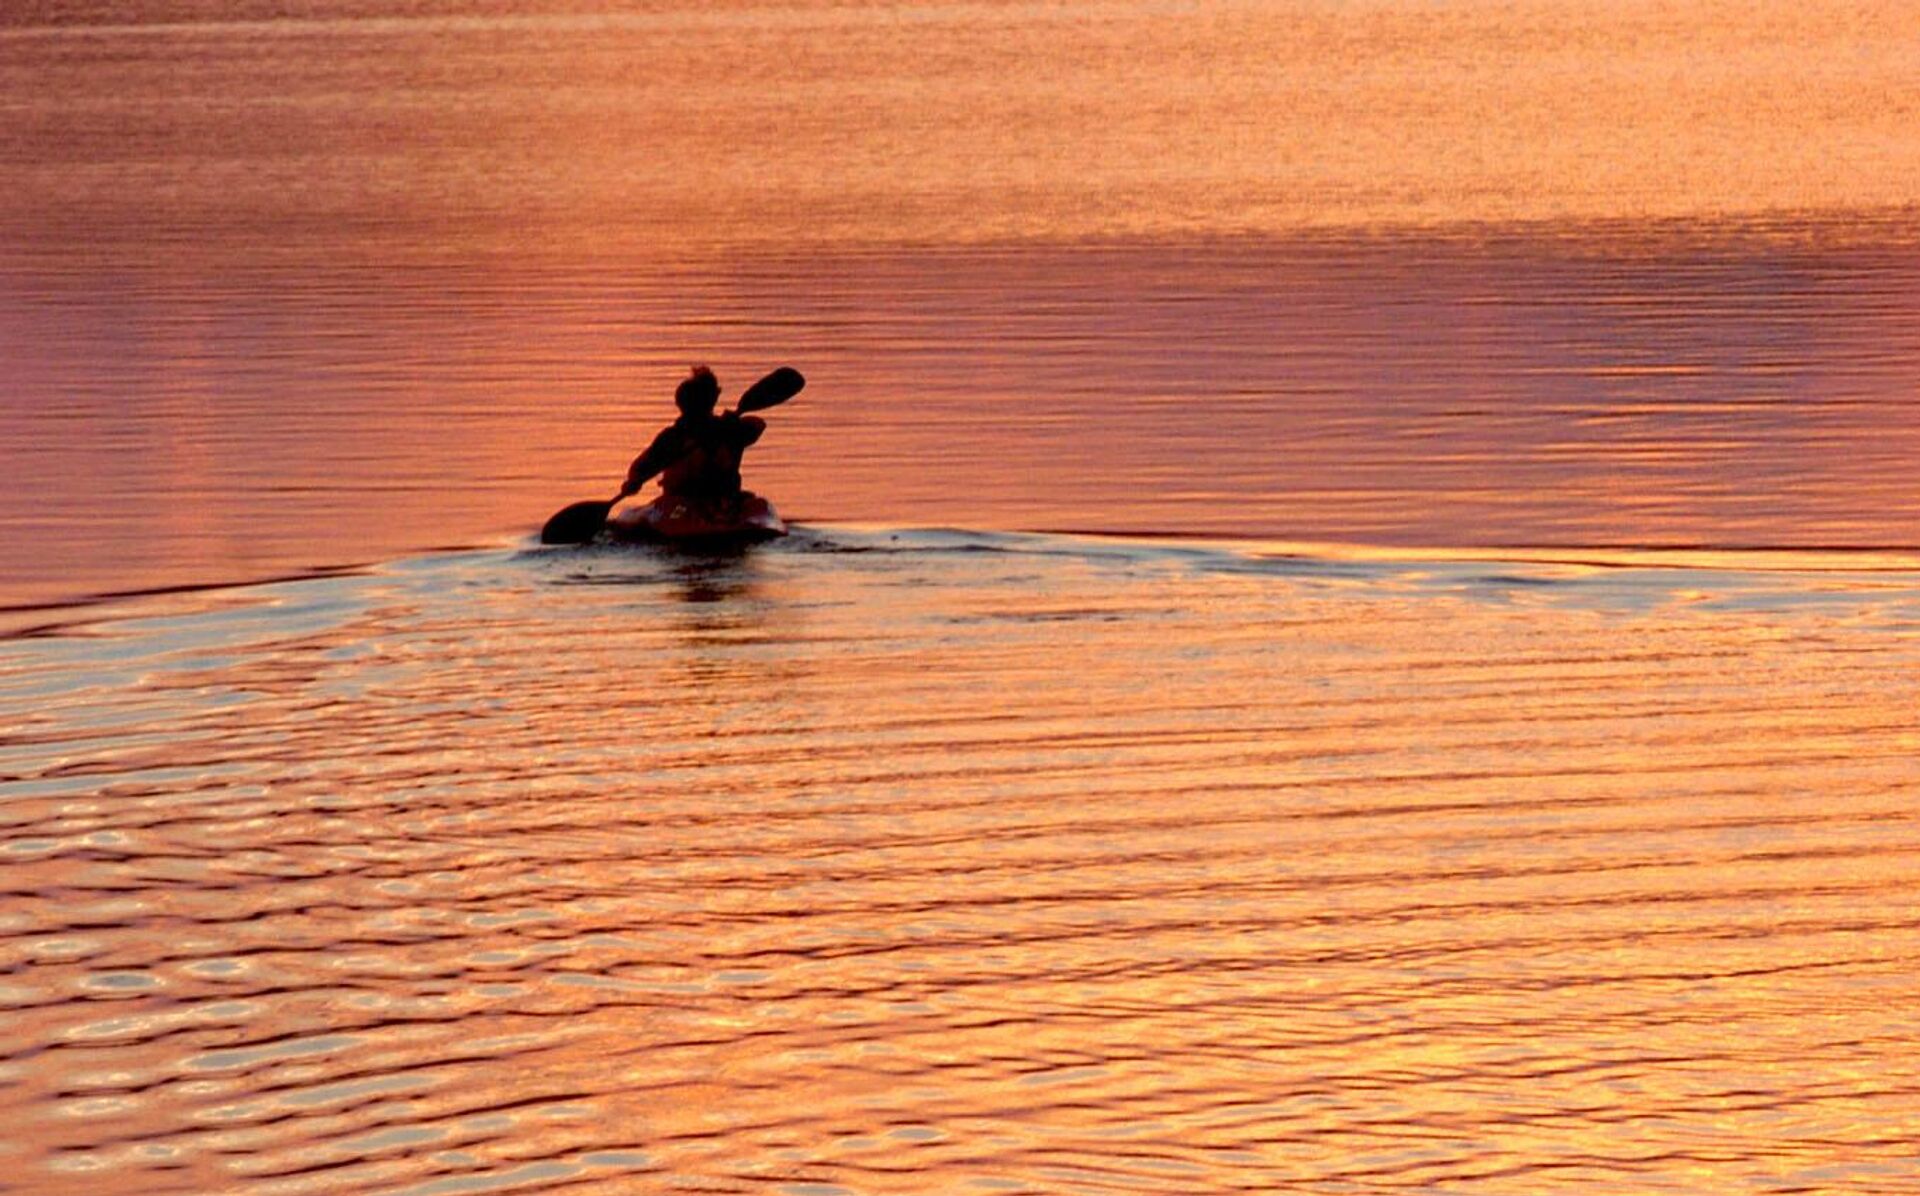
[5,0,1920,611]
[4,0,1916,249]
[1,532,1916,1191]
[5,231,1920,619]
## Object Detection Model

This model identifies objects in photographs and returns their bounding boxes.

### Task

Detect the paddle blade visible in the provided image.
[541,498,616,544]
[737,366,805,413]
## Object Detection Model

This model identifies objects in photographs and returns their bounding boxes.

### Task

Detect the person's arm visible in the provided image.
[725,412,766,449]
[621,427,683,496]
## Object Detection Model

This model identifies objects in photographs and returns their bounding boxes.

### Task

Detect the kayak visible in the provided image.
[606,492,787,546]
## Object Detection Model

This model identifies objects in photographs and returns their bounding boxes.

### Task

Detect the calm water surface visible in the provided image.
[6,232,1920,616]
[4,1,1920,609]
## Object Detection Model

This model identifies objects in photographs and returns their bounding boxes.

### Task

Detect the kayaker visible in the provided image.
[619,366,766,503]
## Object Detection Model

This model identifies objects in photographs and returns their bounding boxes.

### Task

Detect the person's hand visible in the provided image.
[619,479,639,498]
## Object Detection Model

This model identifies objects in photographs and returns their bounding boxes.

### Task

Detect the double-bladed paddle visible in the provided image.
[540,366,805,545]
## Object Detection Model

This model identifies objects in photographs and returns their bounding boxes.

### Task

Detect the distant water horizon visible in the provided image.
[6,0,1918,250]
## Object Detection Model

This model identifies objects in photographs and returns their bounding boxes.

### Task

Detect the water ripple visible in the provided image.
[1,533,1917,1192]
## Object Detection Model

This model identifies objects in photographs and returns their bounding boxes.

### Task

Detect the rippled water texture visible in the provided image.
[3,532,1920,1193]
[4,5,1920,1192]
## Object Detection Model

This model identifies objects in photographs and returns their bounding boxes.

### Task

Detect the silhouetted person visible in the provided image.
[621,366,766,503]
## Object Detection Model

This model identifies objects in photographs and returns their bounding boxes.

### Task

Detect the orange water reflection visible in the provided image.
[5,231,1920,615]
[1,534,1917,1190]
[5,0,1920,609]
[5,6,1920,1191]
[3,1,1916,250]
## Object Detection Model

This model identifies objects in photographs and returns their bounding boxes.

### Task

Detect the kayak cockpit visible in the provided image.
[606,492,787,546]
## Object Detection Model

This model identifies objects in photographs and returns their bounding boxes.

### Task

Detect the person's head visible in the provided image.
[675,365,721,416]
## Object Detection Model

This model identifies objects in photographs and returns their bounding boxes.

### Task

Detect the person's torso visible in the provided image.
[658,416,746,498]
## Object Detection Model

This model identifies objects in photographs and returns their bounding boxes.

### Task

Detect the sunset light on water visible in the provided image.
[3,3,1919,1193]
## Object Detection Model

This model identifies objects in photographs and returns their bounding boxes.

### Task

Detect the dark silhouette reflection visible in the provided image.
[655,552,818,700]
[669,555,756,606]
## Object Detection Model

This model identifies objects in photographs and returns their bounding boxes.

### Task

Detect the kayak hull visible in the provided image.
[606,493,787,546]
